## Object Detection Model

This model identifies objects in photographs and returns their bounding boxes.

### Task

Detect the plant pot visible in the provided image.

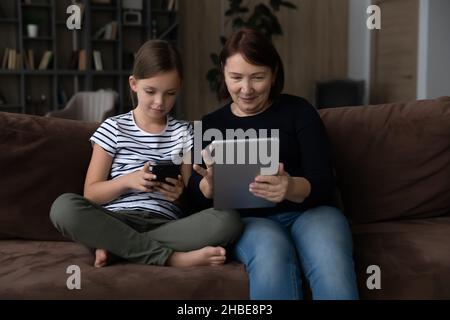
[27,24,38,38]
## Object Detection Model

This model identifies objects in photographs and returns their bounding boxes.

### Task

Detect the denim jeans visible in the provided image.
[231,206,359,300]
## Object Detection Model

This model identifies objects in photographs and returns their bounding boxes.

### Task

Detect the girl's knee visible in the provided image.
[49,193,84,228]
[213,210,244,245]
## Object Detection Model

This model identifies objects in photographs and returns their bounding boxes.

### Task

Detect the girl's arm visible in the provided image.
[83,143,132,205]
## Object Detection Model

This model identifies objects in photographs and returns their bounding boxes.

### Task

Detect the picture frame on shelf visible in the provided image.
[123,11,141,26]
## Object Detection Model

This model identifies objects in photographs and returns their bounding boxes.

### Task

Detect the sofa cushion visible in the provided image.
[0,240,249,299]
[319,97,450,223]
[0,112,98,240]
[351,216,450,299]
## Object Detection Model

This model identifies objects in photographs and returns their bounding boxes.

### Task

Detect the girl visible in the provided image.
[50,40,243,268]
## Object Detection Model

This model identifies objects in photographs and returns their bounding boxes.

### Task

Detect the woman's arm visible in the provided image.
[250,163,311,204]
[284,176,311,203]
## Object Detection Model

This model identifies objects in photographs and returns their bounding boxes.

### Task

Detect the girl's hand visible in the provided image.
[193,149,214,199]
[249,163,291,203]
[127,162,161,192]
[154,175,185,202]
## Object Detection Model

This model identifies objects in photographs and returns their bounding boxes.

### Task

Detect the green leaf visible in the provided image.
[281,1,297,9]
[272,18,283,35]
[220,36,228,46]
[206,68,219,81]
[210,53,219,66]
[270,0,281,11]
[206,68,220,93]
[225,9,234,16]
[232,17,245,30]
[207,0,296,95]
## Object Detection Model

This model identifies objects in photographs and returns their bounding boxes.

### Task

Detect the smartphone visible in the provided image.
[149,161,181,184]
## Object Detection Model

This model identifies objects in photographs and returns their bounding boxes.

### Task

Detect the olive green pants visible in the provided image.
[49,193,243,266]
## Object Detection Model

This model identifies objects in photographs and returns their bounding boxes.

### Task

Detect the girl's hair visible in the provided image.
[130,40,183,106]
[218,28,284,101]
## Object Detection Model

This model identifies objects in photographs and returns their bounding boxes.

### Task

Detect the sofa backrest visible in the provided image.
[0,112,98,240]
[319,97,450,223]
[2,97,450,239]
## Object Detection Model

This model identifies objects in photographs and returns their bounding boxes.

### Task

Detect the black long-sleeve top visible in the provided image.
[187,94,336,216]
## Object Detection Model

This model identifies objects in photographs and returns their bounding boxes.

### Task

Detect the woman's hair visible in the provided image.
[218,28,284,101]
[130,40,183,106]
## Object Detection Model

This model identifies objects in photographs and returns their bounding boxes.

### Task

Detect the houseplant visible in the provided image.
[23,12,44,38]
[206,0,297,98]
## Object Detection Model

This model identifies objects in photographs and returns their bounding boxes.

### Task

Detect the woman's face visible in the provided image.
[129,69,181,120]
[224,53,274,116]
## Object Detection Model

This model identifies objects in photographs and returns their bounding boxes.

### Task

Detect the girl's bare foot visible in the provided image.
[94,248,109,268]
[166,246,227,267]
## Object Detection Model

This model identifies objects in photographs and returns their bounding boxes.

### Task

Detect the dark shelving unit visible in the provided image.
[0,0,179,116]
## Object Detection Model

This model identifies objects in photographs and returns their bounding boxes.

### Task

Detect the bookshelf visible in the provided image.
[0,0,179,116]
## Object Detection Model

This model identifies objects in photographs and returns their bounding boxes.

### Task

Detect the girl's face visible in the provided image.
[224,53,274,117]
[129,70,181,120]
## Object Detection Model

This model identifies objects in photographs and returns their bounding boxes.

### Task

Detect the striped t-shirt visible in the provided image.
[89,111,193,220]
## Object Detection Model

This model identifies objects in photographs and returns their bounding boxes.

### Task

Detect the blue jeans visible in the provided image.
[231,206,359,300]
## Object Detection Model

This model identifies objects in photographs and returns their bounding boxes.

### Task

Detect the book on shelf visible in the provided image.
[93,21,118,40]
[78,49,86,70]
[92,0,112,4]
[38,51,53,70]
[16,53,22,70]
[8,49,16,70]
[167,0,178,11]
[68,50,79,70]
[72,1,85,21]
[23,51,30,70]
[57,86,68,106]
[1,48,9,69]
[93,50,103,71]
[28,49,35,70]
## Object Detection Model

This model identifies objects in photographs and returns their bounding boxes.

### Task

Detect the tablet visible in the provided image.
[209,137,279,210]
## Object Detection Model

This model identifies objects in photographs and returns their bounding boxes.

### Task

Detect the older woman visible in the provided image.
[189,28,358,300]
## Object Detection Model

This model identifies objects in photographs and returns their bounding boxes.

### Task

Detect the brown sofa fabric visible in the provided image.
[0,112,98,241]
[319,97,450,223]
[352,216,450,299]
[0,240,248,299]
[1,97,450,299]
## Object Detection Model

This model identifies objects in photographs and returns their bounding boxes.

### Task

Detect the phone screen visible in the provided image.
[150,162,181,183]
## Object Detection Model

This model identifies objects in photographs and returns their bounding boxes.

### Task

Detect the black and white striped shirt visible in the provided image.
[90,111,193,220]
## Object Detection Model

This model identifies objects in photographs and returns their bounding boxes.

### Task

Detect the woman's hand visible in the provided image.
[193,149,214,199]
[249,163,291,203]
[126,162,161,193]
[154,175,185,202]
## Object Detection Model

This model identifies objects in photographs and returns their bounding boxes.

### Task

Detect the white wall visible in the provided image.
[423,0,450,98]
[417,0,450,99]
[417,0,429,99]
[350,0,450,102]
[347,0,371,104]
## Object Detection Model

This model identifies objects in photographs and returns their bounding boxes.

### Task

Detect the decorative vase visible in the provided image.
[27,24,38,38]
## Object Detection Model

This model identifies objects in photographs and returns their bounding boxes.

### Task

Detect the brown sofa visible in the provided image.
[1,97,449,299]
